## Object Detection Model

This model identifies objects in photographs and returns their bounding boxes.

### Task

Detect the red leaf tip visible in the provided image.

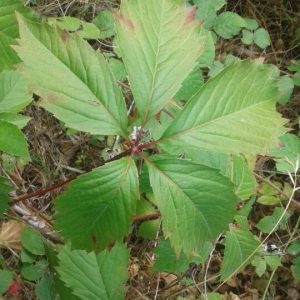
[185,6,197,24]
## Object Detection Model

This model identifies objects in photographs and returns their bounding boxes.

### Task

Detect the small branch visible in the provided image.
[138,140,157,150]
[116,80,130,89]
[133,213,161,222]
[161,108,175,119]
[12,177,76,203]
[12,148,133,204]
[60,165,85,174]
[253,172,300,208]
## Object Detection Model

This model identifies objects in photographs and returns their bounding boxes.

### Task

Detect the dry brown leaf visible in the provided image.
[226,276,240,287]
[229,292,241,300]
[287,288,300,299]
[242,288,259,300]
[128,257,140,278]
[0,220,25,251]
[160,272,181,299]
[221,292,241,300]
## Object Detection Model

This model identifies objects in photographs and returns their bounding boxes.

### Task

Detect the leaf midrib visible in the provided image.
[159,98,277,143]
[19,16,126,136]
[143,1,165,122]
[148,158,214,238]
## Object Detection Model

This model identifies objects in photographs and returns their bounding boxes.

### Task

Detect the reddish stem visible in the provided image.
[12,177,75,203]
[133,212,161,222]
[138,140,157,150]
[12,148,133,204]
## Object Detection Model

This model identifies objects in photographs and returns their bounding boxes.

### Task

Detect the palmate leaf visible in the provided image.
[147,155,237,256]
[13,14,127,136]
[57,243,129,300]
[115,0,205,121]
[159,59,287,155]
[54,158,138,251]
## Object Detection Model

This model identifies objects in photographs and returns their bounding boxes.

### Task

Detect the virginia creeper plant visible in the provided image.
[1,0,299,298]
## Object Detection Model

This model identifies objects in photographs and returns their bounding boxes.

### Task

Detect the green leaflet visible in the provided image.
[159,59,287,155]
[44,244,80,300]
[213,12,246,39]
[0,176,12,216]
[291,257,300,281]
[186,150,257,199]
[0,0,37,71]
[151,238,213,272]
[271,133,300,173]
[0,112,30,129]
[231,155,257,199]
[0,0,36,39]
[186,148,232,176]
[54,157,139,251]
[14,14,127,136]
[0,70,32,113]
[0,120,30,160]
[0,70,31,160]
[115,0,205,121]
[174,66,204,101]
[0,270,13,294]
[253,28,270,49]
[221,228,260,281]
[21,226,45,256]
[147,155,237,256]
[0,33,21,71]
[35,275,57,300]
[57,243,129,300]
[256,207,290,233]
[92,11,115,39]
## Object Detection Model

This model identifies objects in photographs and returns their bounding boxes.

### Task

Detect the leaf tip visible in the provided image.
[184,5,197,24]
